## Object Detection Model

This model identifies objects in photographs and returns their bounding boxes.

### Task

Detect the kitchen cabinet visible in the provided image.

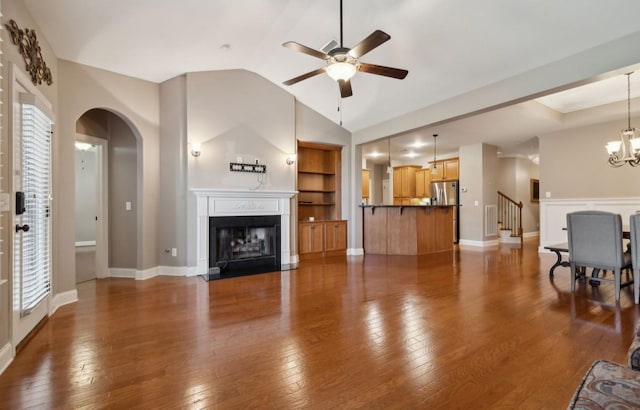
[392,165,420,202]
[415,168,431,197]
[430,158,459,181]
[362,169,370,199]
[299,220,347,260]
[362,205,454,255]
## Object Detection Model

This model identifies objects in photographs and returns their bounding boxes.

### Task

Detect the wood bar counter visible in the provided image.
[361,205,455,255]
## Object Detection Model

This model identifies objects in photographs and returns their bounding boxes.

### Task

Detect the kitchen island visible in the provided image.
[361,205,455,255]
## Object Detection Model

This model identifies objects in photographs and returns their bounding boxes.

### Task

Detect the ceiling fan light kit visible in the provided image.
[282,0,408,99]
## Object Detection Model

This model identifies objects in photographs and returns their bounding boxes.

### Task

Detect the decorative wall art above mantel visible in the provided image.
[4,19,53,86]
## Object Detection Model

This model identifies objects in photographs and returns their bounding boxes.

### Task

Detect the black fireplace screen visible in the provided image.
[217,226,274,261]
[209,215,281,276]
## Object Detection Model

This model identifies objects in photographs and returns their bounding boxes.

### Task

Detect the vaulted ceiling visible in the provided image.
[23,0,640,157]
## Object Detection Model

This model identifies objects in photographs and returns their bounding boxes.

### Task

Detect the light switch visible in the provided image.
[474,200,479,206]
[545,192,551,198]
[126,201,132,211]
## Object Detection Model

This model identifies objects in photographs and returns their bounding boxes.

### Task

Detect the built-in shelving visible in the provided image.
[297,141,342,221]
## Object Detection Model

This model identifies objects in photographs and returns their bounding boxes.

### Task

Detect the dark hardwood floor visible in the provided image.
[1,238,638,408]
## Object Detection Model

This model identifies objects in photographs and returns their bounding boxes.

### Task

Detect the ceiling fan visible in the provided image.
[282,0,408,98]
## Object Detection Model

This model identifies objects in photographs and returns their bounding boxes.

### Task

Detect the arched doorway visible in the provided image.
[75,109,139,282]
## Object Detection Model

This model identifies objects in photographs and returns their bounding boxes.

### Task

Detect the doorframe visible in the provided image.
[75,133,109,279]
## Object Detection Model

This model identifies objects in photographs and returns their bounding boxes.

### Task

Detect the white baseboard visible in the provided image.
[458,239,500,248]
[156,266,192,277]
[109,268,136,279]
[51,289,79,315]
[347,248,364,256]
[183,266,201,277]
[135,267,160,281]
[0,342,13,376]
[289,255,299,265]
[523,231,540,238]
[75,241,96,247]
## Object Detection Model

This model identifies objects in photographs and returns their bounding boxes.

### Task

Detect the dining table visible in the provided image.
[545,226,631,277]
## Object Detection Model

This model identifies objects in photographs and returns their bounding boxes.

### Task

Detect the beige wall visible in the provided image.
[107,114,139,268]
[186,70,296,191]
[58,60,160,279]
[459,143,499,243]
[159,76,188,266]
[539,116,640,199]
[459,144,484,241]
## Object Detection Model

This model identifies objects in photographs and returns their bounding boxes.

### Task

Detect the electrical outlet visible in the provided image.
[126,201,132,211]
[171,248,177,257]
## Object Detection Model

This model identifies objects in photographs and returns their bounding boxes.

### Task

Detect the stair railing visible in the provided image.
[497,191,523,242]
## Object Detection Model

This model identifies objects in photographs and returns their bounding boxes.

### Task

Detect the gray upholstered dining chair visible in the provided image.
[566,211,632,301]
[631,214,640,304]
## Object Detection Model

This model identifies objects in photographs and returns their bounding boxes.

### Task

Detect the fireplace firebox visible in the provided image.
[209,215,281,278]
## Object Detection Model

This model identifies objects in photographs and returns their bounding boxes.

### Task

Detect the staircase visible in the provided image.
[497,191,523,243]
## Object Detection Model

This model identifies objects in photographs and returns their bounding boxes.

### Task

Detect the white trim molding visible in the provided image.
[135,267,160,281]
[347,248,365,256]
[458,239,500,248]
[51,290,79,315]
[109,268,136,279]
[539,197,640,252]
[0,342,13,376]
[523,231,540,238]
[75,241,96,247]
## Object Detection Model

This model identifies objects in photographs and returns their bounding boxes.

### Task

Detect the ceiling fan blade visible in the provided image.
[338,79,353,98]
[358,63,408,79]
[283,67,326,86]
[348,30,391,59]
[282,41,329,60]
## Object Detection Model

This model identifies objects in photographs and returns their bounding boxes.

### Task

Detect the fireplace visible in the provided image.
[192,189,295,278]
[209,215,281,277]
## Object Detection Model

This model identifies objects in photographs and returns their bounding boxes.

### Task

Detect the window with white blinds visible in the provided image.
[16,102,52,315]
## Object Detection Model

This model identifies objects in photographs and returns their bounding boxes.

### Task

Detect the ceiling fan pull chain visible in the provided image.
[339,0,344,47]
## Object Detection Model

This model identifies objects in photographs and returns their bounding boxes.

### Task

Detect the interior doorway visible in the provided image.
[75,134,108,283]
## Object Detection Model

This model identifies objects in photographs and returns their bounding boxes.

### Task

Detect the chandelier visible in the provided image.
[606,72,640,167]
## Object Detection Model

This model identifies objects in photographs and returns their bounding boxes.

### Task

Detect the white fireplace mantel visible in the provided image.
[192,189,297,274]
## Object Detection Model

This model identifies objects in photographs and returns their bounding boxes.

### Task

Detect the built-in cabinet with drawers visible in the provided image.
[297,141,347,260]
[430,158,459,181]
[392,165,421,205]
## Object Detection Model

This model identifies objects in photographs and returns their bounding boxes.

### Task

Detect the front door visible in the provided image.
[11,67,54,347]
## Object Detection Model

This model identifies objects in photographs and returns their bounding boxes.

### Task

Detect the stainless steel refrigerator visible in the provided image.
[431,180,460,243]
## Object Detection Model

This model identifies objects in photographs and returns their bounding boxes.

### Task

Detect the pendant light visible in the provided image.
[431,134,438,175]
[386,138,392,174]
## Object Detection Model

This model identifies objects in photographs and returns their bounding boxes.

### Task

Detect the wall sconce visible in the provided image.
[286,154,297,165]
[190,143,202,157]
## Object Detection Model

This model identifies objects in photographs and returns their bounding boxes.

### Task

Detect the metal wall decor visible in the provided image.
[5,19,53,86]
